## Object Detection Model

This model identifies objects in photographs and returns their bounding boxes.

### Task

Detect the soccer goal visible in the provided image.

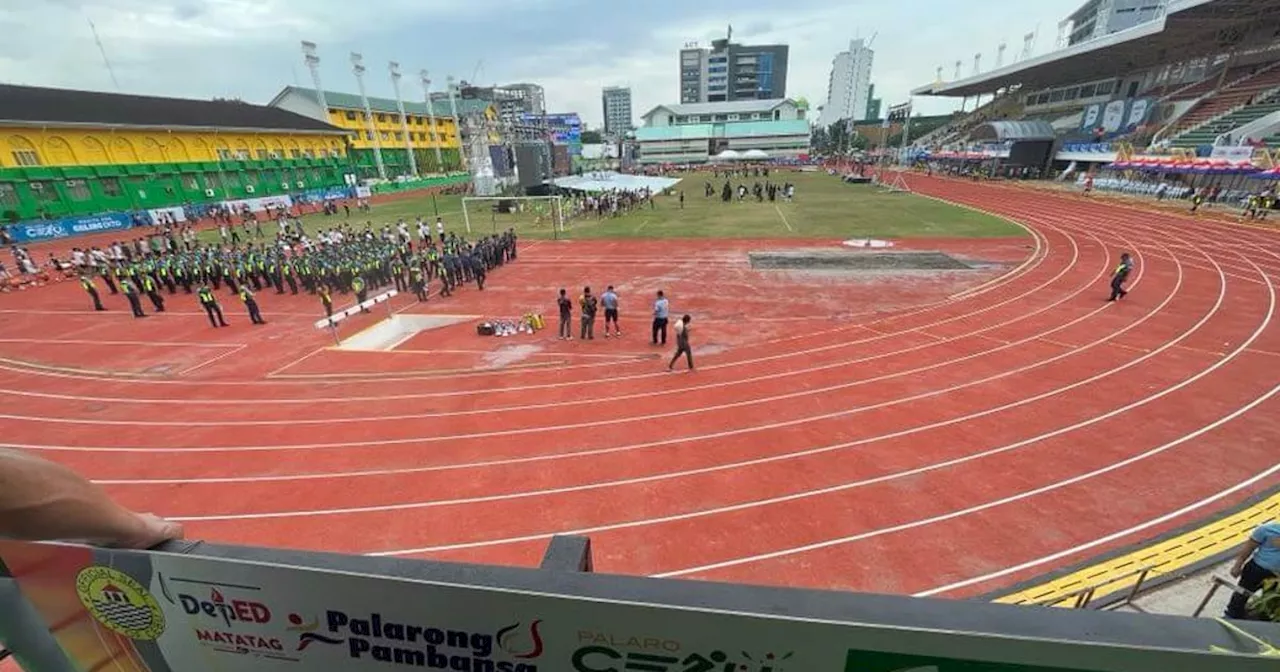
[461,196,566,237]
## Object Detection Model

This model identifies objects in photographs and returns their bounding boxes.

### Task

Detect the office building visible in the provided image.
[679,34,789,103]
[819,38,875,127]
[602,86,633,136]
[1066,0,1168,46]
[866,83,882,122]
[635,99,809,163]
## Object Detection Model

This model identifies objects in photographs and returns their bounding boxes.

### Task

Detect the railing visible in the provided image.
[1193,575,1259,618]
[1,537,1278,672]
[1027,566,1157,612]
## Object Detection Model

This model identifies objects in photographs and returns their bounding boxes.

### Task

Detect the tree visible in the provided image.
[581,130,603,144]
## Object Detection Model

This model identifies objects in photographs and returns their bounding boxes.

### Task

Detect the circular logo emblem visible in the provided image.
[75,566,165,640]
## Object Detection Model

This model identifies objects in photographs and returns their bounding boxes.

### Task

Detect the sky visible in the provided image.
[1,0,1084,127]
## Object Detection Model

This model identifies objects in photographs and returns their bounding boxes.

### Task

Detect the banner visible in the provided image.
[222,195,294,214]
[1100,100,1127,133]
[2,212,135,244]
[1124,98,1153,131]
[1080,103,1103,131]
[1,541,1274,672]
[1210,146,1255,162]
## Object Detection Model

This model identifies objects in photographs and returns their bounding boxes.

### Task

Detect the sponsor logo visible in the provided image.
[194,628,298,661]
[23,224,68,240]
[571,643,793,672]
[290,610,543,671]
[75,566,166,641]
[178,588,272,627]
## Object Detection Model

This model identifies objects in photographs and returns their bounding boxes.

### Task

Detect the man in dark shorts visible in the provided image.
[652,290,669,345]
[601,285,620,337]
[1108,252,1133,302]
[668,314,693,372]
[557,288,573,340]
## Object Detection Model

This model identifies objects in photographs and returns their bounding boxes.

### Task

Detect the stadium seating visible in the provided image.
[1161,62,1280,146]
[1170,90,1280,148]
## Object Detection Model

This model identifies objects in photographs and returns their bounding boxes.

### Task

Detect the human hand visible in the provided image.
[120,513,185,550]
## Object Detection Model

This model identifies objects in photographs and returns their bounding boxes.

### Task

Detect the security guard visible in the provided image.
[198,284,229,328]
[238,285,267,325]
[318,284,334,317]
[120,278,146,318]
[140,273,165,313]
[80,274,106,311]
[351,275,370,313]
[1109,252,1133,302]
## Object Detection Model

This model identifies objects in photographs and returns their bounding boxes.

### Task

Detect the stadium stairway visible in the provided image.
[1161,61,1280,147]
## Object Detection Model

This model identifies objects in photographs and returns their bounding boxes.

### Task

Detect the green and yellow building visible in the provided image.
[268,86,498,180]
[0,83,354,224]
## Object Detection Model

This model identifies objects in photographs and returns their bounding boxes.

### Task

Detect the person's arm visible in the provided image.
[0,448,182,549]
[1230,537,1262,578]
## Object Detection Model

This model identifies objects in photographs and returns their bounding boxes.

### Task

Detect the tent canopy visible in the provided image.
[741,149,769,159]
[552,172,682,193]
[713,149,742,161]
[970,120,1056,143]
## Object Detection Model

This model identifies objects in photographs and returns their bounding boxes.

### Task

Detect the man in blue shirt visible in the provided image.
[1226,521,1280,619]
[601,286,620,337]
[652,290,670,345]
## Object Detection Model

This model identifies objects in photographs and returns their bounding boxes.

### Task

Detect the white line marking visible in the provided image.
[177,345,248,376]
[774,205,794,232]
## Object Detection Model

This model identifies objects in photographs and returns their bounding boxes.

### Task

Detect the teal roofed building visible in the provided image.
[635,99,810,164]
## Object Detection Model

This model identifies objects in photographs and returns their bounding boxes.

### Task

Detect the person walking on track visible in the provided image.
[141,273,165,313]
[668,314,694,372]
[238,286,267,325]
[80,274,105,311]
[1108,252,1134,302]
[120,278,146,318]
[652,290,670,345]
[198,284,229,328]
[319,284,334,317]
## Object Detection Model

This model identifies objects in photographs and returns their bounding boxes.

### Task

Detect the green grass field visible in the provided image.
[202,171,1023,244]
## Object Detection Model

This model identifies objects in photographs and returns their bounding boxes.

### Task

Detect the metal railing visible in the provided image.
[1028,566,1157,612]
[1193,575,1258,618]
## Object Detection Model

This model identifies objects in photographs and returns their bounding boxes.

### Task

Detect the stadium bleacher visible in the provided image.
[1162,62,1280,147]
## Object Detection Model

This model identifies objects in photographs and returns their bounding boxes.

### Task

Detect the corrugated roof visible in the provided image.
[970,120,1056,142]
[274,86,492,119]
[0,84,344,133]
[641,99,794,119]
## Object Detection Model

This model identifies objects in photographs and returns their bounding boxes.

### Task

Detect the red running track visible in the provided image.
[0,174,1278,601]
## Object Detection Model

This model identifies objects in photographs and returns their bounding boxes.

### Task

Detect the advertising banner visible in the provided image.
[1210,146,1256,162]
[1100,100,1127,133]
[3,212,135,244]
[222,195,294,214]
[1080,103,1103,131]
[1124,98,1153,131]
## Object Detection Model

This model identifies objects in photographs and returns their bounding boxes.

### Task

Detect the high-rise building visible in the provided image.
[601,86,633,136]
[679,33,789,104]
[818,38,874,127]
[865,83,882,122]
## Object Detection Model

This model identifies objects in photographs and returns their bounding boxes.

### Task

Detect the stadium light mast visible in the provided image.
[446,75,469,172]
[389,61,419,177]
[954,60,962,80]
[996,42,1007,69]
[351,52,387,181]
[935,66,943,84]
[973,53,982,77]
[301,42,329,121]
[418,70,445,168]
[1021,32,1036,61]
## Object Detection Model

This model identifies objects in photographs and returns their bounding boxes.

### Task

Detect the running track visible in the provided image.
[1,173,1278,601]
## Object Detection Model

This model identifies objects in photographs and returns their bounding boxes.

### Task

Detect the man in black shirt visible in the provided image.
[557,288,572,340]
[579,286,598,340]
[1109,253,1133,302]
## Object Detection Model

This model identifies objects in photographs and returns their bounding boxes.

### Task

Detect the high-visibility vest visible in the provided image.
[239,287,253,303]
[198,288,216,304]
[80,278,94,292]
[352,278,365,292]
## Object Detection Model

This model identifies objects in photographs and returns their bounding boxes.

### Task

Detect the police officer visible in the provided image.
[1109,252,1133,302]
[120,278,146,318]
[198,284,229,328]
[238,285,267,325]
[80,274,106,311]
[351,275,370,313]
[140,273,165,313]
[318,284,334,317]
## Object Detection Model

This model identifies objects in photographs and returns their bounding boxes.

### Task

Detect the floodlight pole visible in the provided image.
[419,69,445,168]
[446,75,468,173]
[301,41,329,120]
[389,61,419,177]
[351,52,388,181]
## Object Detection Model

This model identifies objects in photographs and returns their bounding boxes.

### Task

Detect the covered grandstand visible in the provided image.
[911,0,1280,170]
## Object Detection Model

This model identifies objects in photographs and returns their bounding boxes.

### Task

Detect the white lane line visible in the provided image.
[19,230,1112,443]
[0,224,1050,388]
[0,225,1077,423]
[162,241,1188,516]
[649,216,1270,578]
[914,462,1280,598]
[0,338,247,348]
[177,345,248,376]
[774,205,794,232]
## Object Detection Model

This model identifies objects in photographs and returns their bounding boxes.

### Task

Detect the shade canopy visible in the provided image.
[552,172,682,193]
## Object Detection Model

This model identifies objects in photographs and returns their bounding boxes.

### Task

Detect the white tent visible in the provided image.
[712,149,742,161]
[742,149,769,159]
[552,172,682,193]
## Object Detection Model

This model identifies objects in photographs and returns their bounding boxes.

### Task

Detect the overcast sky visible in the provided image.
[1,0,1083,127]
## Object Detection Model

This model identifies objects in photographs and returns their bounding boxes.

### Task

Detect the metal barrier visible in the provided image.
[1193,575,1258,618]
[1,537,1278,672]
[312,288,399,345]
[1028,566,1157,612]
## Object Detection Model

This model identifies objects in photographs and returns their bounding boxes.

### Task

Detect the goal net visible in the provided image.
[461,196,565,237]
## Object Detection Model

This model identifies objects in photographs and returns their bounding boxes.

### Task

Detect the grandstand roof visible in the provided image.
[912,0,1280,98]
[0,84,346,133]
[270,85,490,120]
